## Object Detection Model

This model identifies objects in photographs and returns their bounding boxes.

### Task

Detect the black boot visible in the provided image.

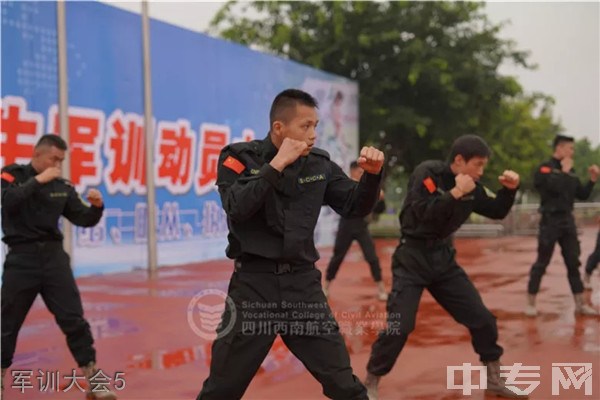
[81,362,118,400]
[364,372,381,400]
[484,360,529,399]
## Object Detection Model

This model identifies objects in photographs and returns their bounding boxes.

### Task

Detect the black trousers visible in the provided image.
[325,218,382,282]
[367,241,503,377]
[528,214,584,294]
[1,242,95,368]
[197,263,367,400]
[585,229,600,275]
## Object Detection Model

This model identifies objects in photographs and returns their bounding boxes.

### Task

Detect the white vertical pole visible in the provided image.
[142,0,158,279]
[57,1,72,258]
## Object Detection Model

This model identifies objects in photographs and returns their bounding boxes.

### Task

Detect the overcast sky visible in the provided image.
[103,0,600,147]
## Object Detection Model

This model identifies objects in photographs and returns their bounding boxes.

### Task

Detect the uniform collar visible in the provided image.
[441,163,457,190]
[443,163,455,177]
[261,133,279,161]
[26,163,38,177]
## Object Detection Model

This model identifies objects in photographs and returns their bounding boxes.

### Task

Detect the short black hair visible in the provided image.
[350,161,359,170]
[35,134,68,151]
[448,134,491,163]
[553,134,574,149]
[269,89,318,126]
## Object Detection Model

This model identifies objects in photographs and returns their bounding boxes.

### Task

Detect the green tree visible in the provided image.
[483,94,561,191]
[211,1,561,192]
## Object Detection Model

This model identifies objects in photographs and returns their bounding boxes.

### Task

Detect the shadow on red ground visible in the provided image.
[3,227,599,399]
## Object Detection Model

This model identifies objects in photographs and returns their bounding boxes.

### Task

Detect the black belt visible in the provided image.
[401,237,451,249]
[541,210,572,216]
[8,241,63,253]
[234,257,315,274]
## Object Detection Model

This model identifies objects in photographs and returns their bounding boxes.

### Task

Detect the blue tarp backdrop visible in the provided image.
[1,1,359,276]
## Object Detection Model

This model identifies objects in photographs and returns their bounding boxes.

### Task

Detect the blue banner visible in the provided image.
[1,1,359,276]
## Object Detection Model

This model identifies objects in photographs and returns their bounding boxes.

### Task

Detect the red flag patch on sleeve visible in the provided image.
[423,177,437,194]
[539,166,551,174]
[223,156,245,174]
[1,172,15,183]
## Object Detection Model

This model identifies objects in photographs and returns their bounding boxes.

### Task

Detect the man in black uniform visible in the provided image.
[197,89,384,400]
[583,221,600,290]
[364,135,526,399]
[525,135,599,316]
[324,161,388,301]
[1,135,116,399]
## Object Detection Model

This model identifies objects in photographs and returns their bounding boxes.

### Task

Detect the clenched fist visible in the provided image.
[561,157,574,173]
[270,138,309,172]
[588,164,599,182]
[86,189,103,207]
[357,146,384,174]
[498,170,520,190]
[454,173,476,196]
[35,167,61,184]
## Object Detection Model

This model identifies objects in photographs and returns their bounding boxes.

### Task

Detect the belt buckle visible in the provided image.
[275,262,291,275]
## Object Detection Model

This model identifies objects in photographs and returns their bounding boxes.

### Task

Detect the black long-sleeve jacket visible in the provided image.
[534,157,594,214]
[216,135,382,264]
[1,163,103,245]
[400,160,517,240]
